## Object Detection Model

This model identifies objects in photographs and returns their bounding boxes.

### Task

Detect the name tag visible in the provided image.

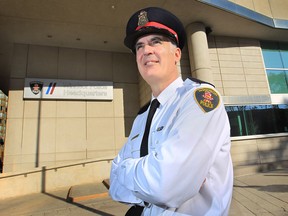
[131,134,139,141]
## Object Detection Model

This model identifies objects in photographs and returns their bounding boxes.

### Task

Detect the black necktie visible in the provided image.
[125,99,160,216]
[140,99,160,157]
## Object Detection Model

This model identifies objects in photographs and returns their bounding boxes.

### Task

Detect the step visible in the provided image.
[66,179,110,202]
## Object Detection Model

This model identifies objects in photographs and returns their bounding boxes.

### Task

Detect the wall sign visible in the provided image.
[24,78,113,100]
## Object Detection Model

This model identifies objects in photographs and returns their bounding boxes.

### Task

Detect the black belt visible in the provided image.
[125,205,144,216]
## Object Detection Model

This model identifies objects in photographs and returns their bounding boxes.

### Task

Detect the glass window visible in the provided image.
[262,50,283,68]
[261,41,288,94]
[281,51,288,68]
[266,70,288,93]
[225,104,288,137]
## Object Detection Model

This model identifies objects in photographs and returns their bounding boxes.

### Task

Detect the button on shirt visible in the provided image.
[109,77,233,216]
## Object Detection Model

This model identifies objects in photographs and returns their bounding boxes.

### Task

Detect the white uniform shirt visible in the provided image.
[109,77,233,216]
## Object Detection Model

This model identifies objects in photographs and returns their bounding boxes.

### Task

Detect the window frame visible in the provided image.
[225,104,288,139]
[261,41,288,94]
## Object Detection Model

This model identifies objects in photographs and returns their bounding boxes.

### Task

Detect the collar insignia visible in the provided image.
[138,11,149,27]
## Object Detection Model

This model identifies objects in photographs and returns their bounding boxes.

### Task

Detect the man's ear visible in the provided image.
[175,47,181,64]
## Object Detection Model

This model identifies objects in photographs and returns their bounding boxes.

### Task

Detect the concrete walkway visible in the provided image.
[0,169,287,216]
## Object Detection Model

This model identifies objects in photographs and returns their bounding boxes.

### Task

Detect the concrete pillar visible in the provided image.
[186,22,213,84]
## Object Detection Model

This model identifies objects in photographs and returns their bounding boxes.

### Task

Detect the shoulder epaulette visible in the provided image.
[188,77,215,88]
[137,102,150,114]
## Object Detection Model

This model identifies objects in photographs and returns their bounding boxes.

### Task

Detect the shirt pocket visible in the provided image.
[150,125,166,151]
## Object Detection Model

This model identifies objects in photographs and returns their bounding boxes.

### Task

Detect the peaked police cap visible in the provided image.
[124,7,186,52]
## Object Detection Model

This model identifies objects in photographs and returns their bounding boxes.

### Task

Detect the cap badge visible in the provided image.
[138,11,149,27]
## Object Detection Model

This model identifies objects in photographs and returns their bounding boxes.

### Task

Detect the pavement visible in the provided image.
[0,169,287,216]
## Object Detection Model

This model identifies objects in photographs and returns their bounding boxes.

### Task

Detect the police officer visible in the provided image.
[109,7,233,216]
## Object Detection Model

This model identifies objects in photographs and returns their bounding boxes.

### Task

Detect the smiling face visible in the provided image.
[135,34,181,96]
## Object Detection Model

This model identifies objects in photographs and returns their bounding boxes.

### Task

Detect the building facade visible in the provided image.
[0,0,287,192]
[0,90,8,141]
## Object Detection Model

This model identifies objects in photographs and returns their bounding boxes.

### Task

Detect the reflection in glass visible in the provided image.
[261,41,288,94]
[225,104,288,137]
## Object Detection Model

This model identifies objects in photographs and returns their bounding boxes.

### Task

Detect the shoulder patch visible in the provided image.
[194,88,220,113]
